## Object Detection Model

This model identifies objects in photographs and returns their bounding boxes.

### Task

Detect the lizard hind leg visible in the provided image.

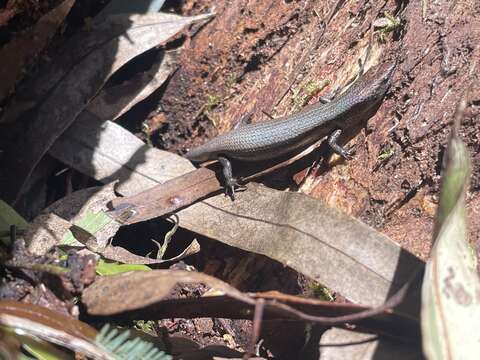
[218,156,245,200]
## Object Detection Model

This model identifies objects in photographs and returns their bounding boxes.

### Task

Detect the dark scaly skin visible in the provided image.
[186,62,396,198]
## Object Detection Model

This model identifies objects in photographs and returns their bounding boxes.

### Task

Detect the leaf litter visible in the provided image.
[2,1,478,358]
[0,11,213,204]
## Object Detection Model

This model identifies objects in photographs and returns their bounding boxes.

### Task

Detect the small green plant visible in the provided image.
[291,79,330,112]
[149,214,179,260]
[374,11,401,42]
[142,121,153,146]
[96,324,171,360]
[199,94,223,128]
[311,284,335,302]
[134,320,156,334]
[378,147,395,161]
[226,74,237,88]
[205,94,222,113]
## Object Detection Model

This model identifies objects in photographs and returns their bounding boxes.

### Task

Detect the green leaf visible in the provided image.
[96,259,151,276]
[0,199,28,245]
[62,210,113,246]
[421,133,480,359]
[22,336,72,360]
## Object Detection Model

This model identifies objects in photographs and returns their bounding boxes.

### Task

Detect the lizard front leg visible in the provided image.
[327,129,354,160]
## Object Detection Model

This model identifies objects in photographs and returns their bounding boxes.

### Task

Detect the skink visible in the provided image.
[186,62,396,198]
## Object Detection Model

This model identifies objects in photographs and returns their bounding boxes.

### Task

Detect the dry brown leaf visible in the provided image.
[0,0,75,102]
[83,270,251,315]
[51,118,190,195]
[86,51,178,121]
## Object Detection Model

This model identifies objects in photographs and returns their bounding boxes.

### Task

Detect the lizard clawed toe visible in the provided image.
[341,145,356,160]
[224,178,247,201]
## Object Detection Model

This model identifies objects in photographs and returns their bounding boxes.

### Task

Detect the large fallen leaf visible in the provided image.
[51,116,189,195]
[83,270,250,314]
[1,11,213,204]
[52,118,424,308]
[421,130,480,359]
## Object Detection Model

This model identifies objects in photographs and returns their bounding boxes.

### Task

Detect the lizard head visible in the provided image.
[354,62,396,104]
